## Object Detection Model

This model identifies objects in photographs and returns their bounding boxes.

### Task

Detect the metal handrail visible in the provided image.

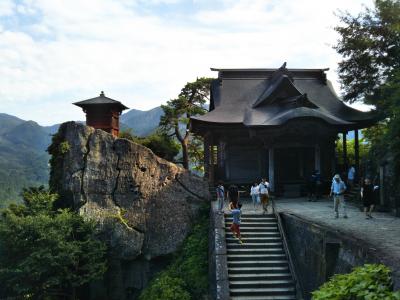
[271,197,304,300]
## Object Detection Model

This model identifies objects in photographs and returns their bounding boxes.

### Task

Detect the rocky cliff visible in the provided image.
[49,122,209,299]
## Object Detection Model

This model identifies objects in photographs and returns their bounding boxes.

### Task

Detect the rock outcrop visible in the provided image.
[50,122,209,261]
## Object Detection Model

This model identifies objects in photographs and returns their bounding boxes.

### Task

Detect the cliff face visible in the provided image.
[50,122,209,262]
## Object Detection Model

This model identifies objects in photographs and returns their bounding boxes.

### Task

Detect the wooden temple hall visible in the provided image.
[190,63,378,195]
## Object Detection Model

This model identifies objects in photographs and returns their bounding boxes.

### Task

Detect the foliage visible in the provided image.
[160,77,213,169]
[334,0,400,104]
[335,134,370,165]
[118,128,140,143]
[188,135,204,173]
[334,0,400,183]
[0,187,107,299]
[312,264,400,300]
[138,274,190,300]
[119,128,180,162]
[59,141,71,154]
[139,204,209,300]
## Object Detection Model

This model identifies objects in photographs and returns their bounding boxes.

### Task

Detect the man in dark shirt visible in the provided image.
[227,184,239,208]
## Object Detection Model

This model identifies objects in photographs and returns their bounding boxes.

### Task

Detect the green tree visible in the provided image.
[335,135,370,165]
[334,0,400,179]
[188,135,204,173]
[0,187,107,299]
[119,128,180,162]
[160,77,213,169]
[334,0,400,104]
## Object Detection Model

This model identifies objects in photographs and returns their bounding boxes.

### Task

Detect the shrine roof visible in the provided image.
[73,91,128,110]
[191,63,378,131]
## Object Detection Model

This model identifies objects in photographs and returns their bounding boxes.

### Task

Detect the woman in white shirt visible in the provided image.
[250,182,260,210]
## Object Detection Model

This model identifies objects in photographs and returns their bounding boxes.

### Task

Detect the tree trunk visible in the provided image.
[182,139,189,169]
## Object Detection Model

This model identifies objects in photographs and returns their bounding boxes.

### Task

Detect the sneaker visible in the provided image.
[343,215,348,219]
[238,239,243,244]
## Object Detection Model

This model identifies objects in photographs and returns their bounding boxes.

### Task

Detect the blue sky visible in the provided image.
[0,0,374,125]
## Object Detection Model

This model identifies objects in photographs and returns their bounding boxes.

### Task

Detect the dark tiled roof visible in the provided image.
[73,91,129,110]
[191,65,378,130]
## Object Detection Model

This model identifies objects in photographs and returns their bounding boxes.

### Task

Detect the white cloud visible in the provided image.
[0,0,14,16]
[0,0,374,125]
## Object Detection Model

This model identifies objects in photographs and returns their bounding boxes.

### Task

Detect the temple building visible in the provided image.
[190,63,378,195]
[74,91,128,137]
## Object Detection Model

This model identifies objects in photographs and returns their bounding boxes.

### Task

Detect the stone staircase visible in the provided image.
[225,213,297,300]
[344,183,361,202]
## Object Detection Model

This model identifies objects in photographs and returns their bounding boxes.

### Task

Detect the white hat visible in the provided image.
[334,174,341,179]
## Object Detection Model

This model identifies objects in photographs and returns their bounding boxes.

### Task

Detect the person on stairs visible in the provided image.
[227,184,239,209]
[258,178,270,214]
[230,203,243,244]
[347,165,356,190]
[216,181,225,214]
[250,182,260,211]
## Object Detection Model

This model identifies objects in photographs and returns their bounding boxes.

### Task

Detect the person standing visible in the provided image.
[216,181,225,214]
[347,165,356,190]
[258,178,270,214]
[361,178,375,219]
[250,182,260,210]
[330,174,347,219]
[227,184,239,209]
[230,203,243,244]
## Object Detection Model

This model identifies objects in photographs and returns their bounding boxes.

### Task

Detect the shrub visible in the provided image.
[139,204,209,299]
[138,274,190,300]
[312,264,400,300]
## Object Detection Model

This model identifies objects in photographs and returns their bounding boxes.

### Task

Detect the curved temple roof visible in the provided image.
[191,63,378,132]
[73,91,129,111]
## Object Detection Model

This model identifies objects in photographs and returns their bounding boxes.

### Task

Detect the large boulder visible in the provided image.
[50,122,209,260]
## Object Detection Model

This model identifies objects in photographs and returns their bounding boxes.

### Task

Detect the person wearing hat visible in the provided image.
[330,174,348,219]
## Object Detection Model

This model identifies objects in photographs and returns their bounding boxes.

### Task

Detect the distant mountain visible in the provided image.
[0,116,51,206]
[0,113,25,135]
[121,106,164,136]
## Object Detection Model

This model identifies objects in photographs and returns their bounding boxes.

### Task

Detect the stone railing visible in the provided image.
[209,202,230,300]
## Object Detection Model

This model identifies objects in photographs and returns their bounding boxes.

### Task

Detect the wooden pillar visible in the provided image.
[354,130,359,180]
[342,132,348,172]
[315,144,321,172]
[269,148,275,192]
[204,135,211,182]
[209,136,215,185]
[218,140,226,180]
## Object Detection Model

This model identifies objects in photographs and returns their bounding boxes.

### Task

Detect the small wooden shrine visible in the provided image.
[190,63,378,195]
[74,91,128,137]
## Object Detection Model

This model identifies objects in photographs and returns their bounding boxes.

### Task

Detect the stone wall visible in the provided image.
[209,202,230,300]
[281,213,400,300]
[50,122,210,299]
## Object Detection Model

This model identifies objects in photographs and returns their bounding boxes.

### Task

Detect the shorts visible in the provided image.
[260,194,269,205]
[230,223,241,237]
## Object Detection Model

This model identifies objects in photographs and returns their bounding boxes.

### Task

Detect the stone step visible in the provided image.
[226,232,280,237]
[229,273,292,281]
[227,248,285,255]
[230,287,295,297]
[225,227,279,232]
[225,216,276,221]
[231,295,297,300]
[227,242,283,249]
[230,279,294,289]
[228,266,290,274]
[226,237,282,243]
[228,260,289,268]
[225,222,278,227]
[228,253,287,261]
